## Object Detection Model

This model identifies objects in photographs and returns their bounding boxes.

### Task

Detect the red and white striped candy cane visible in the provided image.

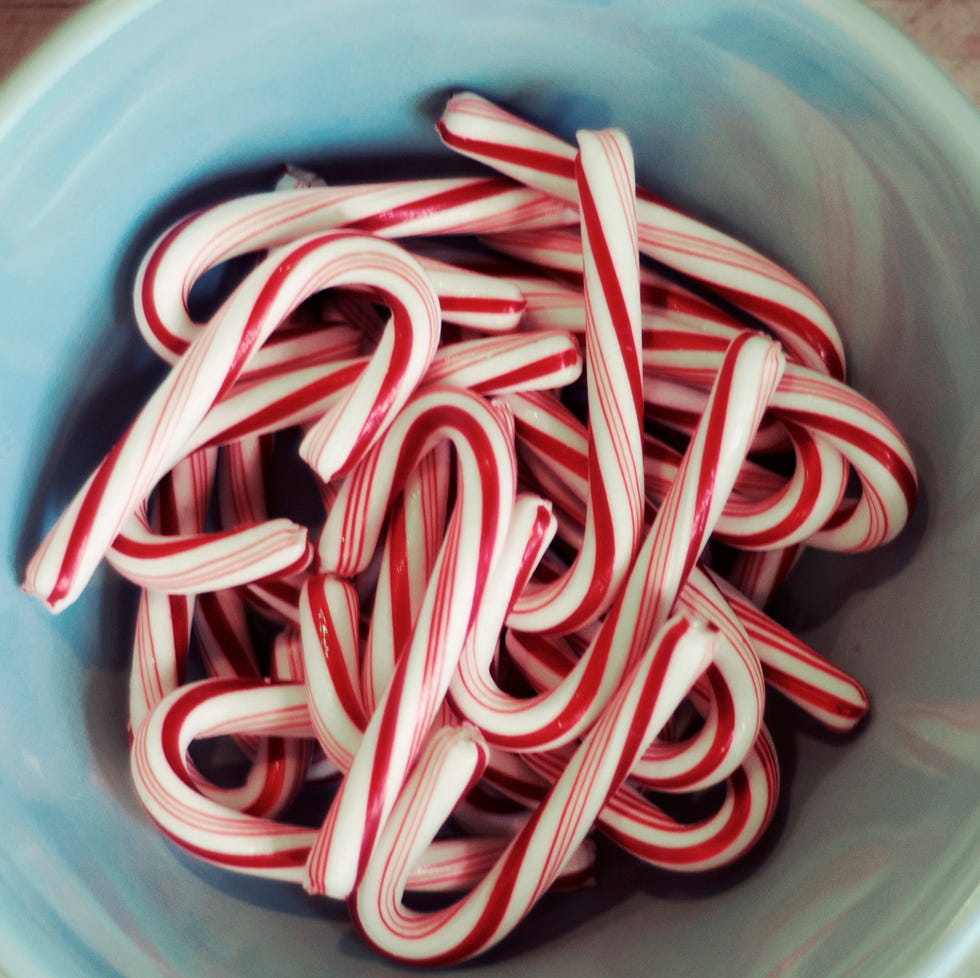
[712,572,869,731]
[194,586,274,757]
[508,382,840,555]
[304,385,517,899]
[639,316,917,550]
[350,614,713,965]
[335,255,528,334]
[413,254,526,332]
[360,445,451,715]
[725,544,804,608]
[187,629,313,819]
[298,574,368,772]
[505,128,644,634]
[771,367,917,551]
[505,569,765,792]
[238,573,307,627]
[131,677,320,880]
[152,430,314,827]
[437,91,845,379]
[132,675,595,893]
[238,318,365,383]
[24,232,440,612]
[194,589,262,680]
[107,507,311,594]
[478,226,721,322]
[588,726,779,873]
[217,433,272,527]
[135,177,574,361]
[401,833,597,894]
[605,330,785,646]
[189,356,364,451]
[423,330,583,395]
[449,493,556,732]
[128,446,216,732]
[112,426,313,597]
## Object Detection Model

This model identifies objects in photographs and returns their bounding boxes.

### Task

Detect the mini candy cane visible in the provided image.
[506,127,644,634]
[712,572,869,731]
[303,385,517,899]
[186,629,313,820]
[128,447,216,732]
[351,615,713,965]
[437,91,845,379]
[24,231,440,612]
[360,445,451,715]
[132,677,320,880]
[135,177,574,361]
[107,507,311,594]
[591,726,780,872]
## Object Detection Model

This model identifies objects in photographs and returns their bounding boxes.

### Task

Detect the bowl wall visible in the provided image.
[1,1,979,976]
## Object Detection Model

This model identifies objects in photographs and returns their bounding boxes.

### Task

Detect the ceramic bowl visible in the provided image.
[1,1,978,975]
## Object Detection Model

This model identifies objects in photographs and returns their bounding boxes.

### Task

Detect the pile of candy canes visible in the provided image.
[23,93,917,965]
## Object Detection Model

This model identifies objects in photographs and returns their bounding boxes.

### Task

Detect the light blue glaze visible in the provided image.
[1,1,978,975]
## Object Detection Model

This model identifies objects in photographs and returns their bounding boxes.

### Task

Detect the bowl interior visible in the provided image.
[2,1,979,976]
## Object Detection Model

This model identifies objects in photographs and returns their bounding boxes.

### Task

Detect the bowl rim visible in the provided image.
[1,1,979,976]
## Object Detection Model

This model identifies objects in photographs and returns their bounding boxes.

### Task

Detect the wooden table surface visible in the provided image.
[1,0,979,105]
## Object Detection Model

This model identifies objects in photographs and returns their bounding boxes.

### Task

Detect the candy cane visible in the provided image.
[772,368,917,551]
[298,574,368,772]
[712,572,869,731]
[107,507,311,594]
[131,677,320,881]
[135,177,574,361]
[189,357,363,451]
[422,330,582,395]
[24,231,440,612]
[437,91,845,378]
[504,128,644,634]
[239,318,364,382]
[113,428,313,597]
[588,726,779,873]
[187,629,313,819]
[508,385,837,554]
[217,433,272,526]
[303,385,516,899]
[187,328,580,456]
[360,445,451,715]
[351,614,713,965]
[128,447,216,732]
[403,834,596,894]
[643,358,917,551]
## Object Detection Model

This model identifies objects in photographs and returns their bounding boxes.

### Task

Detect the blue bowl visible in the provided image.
[2,1,979,975]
